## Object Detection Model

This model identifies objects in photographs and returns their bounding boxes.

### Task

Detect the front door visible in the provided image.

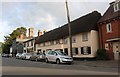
[113,42,120,60]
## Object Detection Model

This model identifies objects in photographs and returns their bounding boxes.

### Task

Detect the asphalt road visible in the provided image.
[1,57,119,75]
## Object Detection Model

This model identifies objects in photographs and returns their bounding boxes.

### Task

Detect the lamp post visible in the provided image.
[65,0,73,58]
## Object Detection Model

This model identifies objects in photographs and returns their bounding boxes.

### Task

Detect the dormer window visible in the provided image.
[113,1,120,12]
[119,1,120,9]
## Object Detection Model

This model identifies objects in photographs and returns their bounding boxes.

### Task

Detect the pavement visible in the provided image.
[74,60,119,68]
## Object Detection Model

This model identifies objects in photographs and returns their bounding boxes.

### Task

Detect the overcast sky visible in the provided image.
[0,0,114,42]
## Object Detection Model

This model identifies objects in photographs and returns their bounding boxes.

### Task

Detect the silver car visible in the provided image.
[29,52,45,61]
[45,51,73,64]
[20,53,27,59]
[16,53,22,59]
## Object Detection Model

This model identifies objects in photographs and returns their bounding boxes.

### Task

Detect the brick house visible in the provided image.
[98,0,120,60]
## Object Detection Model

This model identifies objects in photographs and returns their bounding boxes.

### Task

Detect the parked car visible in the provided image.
[16,53,22,59]
[20,53,27,59]
[30,52,45,61]
[45,50,73,64]
[2,53,10,57]
[25,53,32,60]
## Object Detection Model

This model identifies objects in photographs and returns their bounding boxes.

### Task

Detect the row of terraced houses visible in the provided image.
[10,0,120,60]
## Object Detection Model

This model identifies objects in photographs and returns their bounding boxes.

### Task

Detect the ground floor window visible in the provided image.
[37,49,42,53]
[64,48,68,55]
[81,46,91,55]
[46,49,52,52]
[55,49,63,51]
[72,48,78,55]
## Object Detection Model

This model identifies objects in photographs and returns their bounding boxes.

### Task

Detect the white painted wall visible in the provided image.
[36,30,99,58]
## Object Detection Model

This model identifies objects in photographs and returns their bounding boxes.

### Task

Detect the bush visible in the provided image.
[96,49,108,60]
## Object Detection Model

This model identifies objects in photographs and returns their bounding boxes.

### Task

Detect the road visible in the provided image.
[1,57,119,75]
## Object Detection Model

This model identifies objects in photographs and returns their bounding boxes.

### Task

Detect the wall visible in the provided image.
[36,30,99,58]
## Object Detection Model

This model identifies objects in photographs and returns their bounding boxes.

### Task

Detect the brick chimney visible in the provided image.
[43,29,47,34]
[38,30,42,36]
[28,27,34,37]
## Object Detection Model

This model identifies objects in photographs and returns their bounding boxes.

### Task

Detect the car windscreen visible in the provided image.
[56,51,66,56]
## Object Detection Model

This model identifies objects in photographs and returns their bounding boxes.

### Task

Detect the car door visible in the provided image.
[50,51,56,62]
[47,51,53,61]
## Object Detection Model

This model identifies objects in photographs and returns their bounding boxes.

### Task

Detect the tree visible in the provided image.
[2,27,27,54]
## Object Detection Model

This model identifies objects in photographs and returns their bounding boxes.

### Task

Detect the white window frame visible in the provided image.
[64,38,68,44]
[105,43,109,50]
[82,32,88,41]
[106,23,112,33]
[114,2,120,12]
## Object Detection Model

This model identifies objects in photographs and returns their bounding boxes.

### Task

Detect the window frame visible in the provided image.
[106,23,112,33]
[82,32,88,42]
[72,36,76,43]
[81,46,91,55]
[72,47,78,55]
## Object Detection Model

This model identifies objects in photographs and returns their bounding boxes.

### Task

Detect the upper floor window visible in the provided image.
[27,42,29,47]
[72,36,76,43]
[82,32,88,41]
[50,41,54,45]
[56,40,60,44]
[31,41,33,46]
[119,1,120,9]
[106,23,112,33]
[64,38,68,44]
[114,1,120,12]
[43,43,45,46]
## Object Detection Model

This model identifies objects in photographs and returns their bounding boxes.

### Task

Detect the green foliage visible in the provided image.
[96,49,108,60]
[1,43,10,54]
[2,27,27,54]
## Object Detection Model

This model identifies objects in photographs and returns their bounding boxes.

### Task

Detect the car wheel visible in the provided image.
[45,58,49,63]
[56,59,60,64]
[30,57,32,61]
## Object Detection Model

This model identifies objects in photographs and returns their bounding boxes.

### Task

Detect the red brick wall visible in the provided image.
[98,19,120,60]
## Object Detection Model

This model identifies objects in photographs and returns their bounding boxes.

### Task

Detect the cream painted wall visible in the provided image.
[36,30,99,58]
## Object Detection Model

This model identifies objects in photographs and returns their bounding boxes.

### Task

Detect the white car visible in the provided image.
[16,53,22,59]
[25,53,32,60]
[45,51,73,64]
[21,53,27,59]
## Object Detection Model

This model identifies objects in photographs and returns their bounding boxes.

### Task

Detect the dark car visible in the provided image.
[2,53,10,57]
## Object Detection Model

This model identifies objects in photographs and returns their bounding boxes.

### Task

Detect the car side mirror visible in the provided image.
[55,53,57,56]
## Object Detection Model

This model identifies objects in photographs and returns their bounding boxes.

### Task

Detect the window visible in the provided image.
[82,33,88,41]
[31,41,33,46]
[119,1,120,9]
[24,43,26,47]
[64,48,68,55]
[64,38,68,44]
[27,42,29,47]
[72,48,78,55]
[50,41,54,45]
[114,2,120,12]
[56,40,60,44]
[43,43,45,46]
[81,47,91,55]
[106,23,112,33]
[72,36,76,43]
[105,43,109,50]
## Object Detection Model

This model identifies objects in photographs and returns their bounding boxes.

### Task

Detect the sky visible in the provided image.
[0,0,115,42]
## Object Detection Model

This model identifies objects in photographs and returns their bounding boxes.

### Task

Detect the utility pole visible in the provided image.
[65,0,73,58]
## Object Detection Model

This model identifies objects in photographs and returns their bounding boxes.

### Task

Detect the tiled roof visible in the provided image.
[98,4,120,23]
[35,11,101,44]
